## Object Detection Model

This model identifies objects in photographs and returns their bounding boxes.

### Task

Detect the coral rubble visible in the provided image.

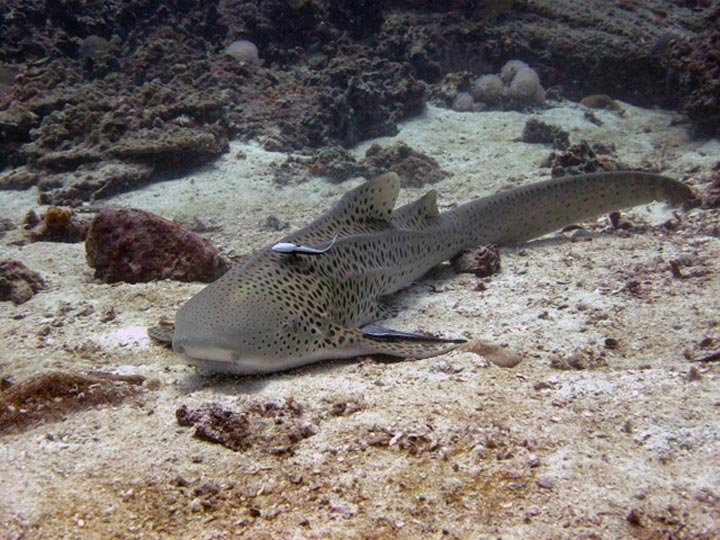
[451,244,501,278]
[521,119,570,150]
[176,398,315,454]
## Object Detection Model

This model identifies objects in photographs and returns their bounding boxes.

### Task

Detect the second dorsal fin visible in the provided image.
[392,189,440,228]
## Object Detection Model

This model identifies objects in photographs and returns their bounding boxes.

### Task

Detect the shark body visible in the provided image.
[172,171,693,374]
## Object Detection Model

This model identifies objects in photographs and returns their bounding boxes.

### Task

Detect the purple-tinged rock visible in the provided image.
[85,208,230,283]
[451,244,501,278]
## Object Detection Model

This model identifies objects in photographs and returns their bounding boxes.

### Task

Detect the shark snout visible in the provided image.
[172,332,274,374]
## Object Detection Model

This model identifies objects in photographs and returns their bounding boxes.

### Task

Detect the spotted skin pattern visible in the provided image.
[172,171,693,374]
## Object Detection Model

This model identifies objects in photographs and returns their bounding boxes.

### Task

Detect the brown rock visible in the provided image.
[0,259,45,305]
[361,142,450,188]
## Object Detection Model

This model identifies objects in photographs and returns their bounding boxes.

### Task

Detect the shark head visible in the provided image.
[172,254,464,375]
[172,266,463,374]
[172,256,345,374]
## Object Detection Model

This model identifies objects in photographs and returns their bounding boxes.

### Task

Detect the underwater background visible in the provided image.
[1,1,719,538]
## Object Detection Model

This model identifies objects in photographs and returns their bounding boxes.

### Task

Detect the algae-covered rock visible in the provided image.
[85,208,230,284]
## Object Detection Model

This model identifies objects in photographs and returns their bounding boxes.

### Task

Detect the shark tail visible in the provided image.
[453,171,695,247]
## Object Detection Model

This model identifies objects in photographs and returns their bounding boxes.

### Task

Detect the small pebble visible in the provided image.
[604,337,619,349]
[144,378,162,391]
[626,507,644,526]
[465,339,523,368]
[699,337,714,348]
[686,366,702,382]
[536,477,554,490]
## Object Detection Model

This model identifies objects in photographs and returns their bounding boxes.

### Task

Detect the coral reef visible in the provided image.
[470,74,504,104]
[0,166,39,190]
[301,56,425,148]
[0,0,716,199]
[451,91,477,112]
[506,64,544,102]
[668,30,720,136]
[452,60,545,112]
[327,0,384,40]
[39,161,153,206]
[0,371,144,435]
[85,208,231,283]
[303,141,451,186]
[0,259,45,305]
[0,1,424,200]
[224,40,260,64]
[306,146,368,183]
[29,207,87,243]
[176,398,315,454]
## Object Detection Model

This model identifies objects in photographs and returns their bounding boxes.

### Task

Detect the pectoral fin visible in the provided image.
[353,325,466,359]
[362,325,465,343]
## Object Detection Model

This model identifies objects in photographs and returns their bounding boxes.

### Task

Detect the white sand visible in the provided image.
[1,103,719,538]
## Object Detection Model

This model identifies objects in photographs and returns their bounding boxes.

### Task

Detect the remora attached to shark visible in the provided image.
[172,171,693,374]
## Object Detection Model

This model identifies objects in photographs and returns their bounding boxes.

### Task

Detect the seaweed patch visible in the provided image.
[0,371,145,435]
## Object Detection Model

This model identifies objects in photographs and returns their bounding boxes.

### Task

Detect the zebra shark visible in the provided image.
[170,171,693,374]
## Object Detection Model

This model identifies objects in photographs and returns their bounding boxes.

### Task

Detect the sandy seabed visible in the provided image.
[1,103,719,538]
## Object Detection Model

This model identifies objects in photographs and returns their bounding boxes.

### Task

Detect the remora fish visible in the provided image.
[172,171,693,374]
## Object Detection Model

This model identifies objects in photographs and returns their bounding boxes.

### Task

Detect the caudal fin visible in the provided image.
[453,171,695,247]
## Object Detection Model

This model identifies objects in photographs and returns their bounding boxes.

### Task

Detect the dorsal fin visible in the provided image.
[336,172,400,223]
[273,173,401,248]
[392,189,440,228]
